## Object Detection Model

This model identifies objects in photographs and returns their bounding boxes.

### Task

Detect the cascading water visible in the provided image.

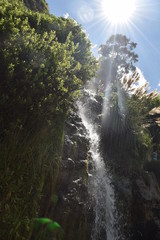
[78,87,119,240]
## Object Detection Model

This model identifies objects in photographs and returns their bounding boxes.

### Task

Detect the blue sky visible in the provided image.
[46,0,160,91]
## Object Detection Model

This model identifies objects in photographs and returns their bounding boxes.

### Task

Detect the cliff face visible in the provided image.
[53,91,160,240]
[51,89,103,240]
[113,169,160,240]
[52,105,93,240]
[23,0,49,12]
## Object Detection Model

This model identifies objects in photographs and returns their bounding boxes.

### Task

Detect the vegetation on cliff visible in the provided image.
[97,35,160,240]
[0,0,97,239]
[1,0,160,239]
[99,34,160,169]
[23,0,49,13]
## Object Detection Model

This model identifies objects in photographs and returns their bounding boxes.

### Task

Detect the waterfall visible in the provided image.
[78,87,119,240]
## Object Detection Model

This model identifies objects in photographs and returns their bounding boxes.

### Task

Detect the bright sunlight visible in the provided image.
[102,0,136,24]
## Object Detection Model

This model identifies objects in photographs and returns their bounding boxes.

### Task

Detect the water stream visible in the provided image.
[78,88,119,240]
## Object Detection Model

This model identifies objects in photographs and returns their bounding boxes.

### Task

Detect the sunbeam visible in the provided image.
[129,21,160,54]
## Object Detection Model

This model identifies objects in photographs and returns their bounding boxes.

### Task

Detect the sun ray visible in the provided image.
[129,21,159,54]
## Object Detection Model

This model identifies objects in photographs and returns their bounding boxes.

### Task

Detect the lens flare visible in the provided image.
[78,5,94,23]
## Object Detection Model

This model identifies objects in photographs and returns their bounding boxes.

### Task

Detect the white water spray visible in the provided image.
[78,88,119,240]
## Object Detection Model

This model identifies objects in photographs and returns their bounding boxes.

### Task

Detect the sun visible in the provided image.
[102,0,136,24]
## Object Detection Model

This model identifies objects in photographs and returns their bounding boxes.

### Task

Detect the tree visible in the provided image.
[98,34,138,90]
[0,0,97,135]
[23,0,49,13]
[122,72,160,150]
[101,70,154,168]
[0,1,97,239]
[98,35,156,168]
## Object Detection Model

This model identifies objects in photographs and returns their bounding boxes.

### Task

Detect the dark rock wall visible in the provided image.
[51,90,160,240]
[114,170,160,240]
[52,105,93,240]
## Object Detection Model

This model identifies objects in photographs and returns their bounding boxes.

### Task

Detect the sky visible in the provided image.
[46,0,160,91]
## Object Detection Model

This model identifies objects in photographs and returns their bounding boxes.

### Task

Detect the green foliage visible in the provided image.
[0,120,64,239]
[145,95,160,111]
[98,34,138,91]
[102,81,152,169]
[0,1,97,239]
[99,38,152,169]
[125,94,152,167]
[122,71,160,148]
[23,0,49,13]
[0,0,97,134]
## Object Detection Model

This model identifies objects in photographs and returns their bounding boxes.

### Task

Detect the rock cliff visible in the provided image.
[53,89,160,240]
[112,168,160,240]
[52,104,92,240]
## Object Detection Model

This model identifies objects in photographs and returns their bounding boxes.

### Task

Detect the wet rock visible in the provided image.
[80,89,103,127]
[135,176,160,201]
[52,103,92,240]
[61,157,75,169]
[114,170,160,240]
[114,177,132,199]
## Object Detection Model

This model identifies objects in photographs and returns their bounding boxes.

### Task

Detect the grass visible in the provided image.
[0,117,64,240]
